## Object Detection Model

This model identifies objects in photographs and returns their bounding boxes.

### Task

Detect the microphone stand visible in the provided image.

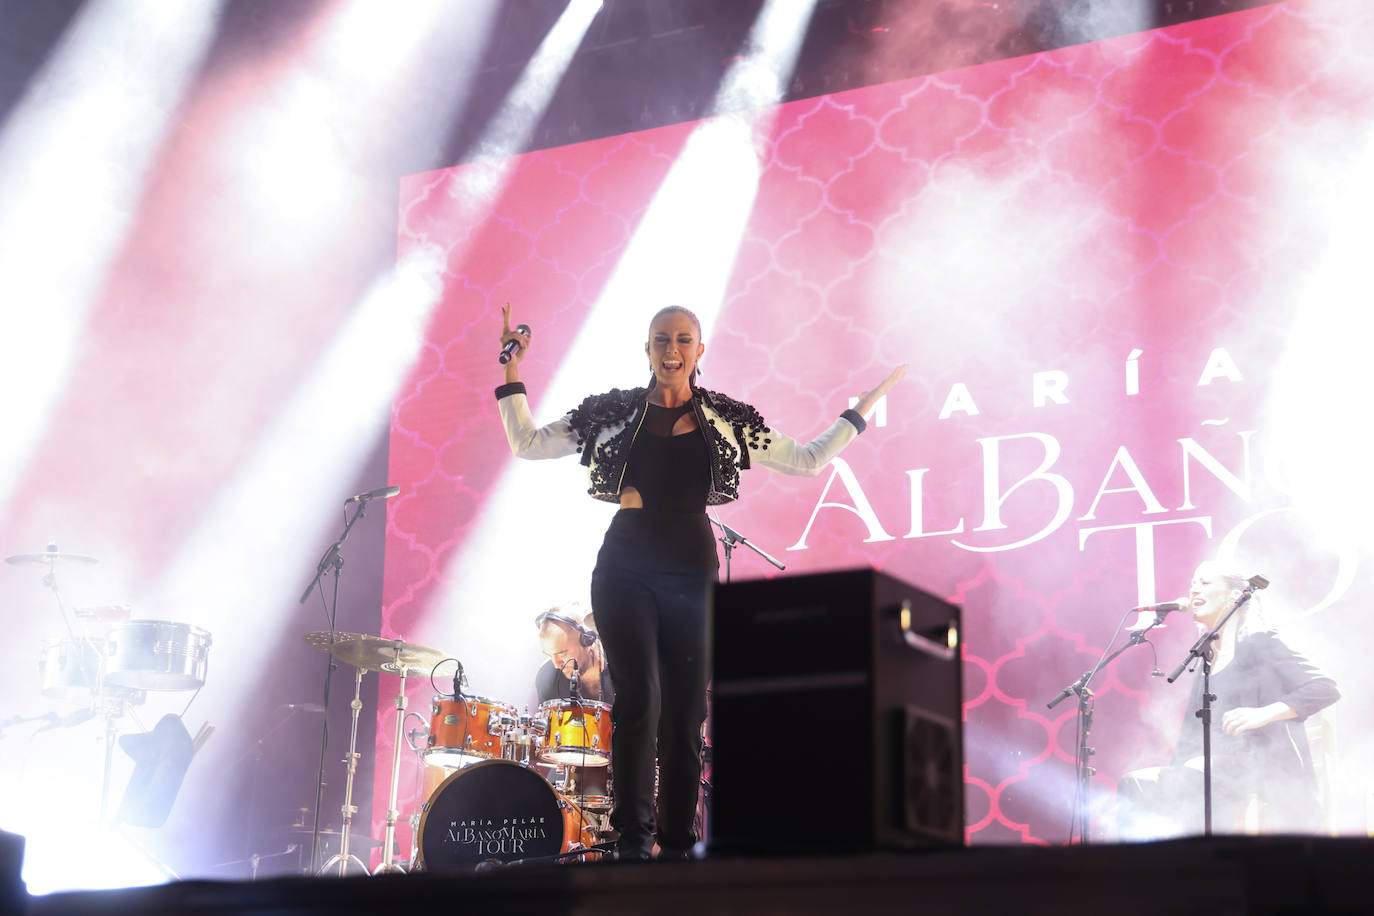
[1047,611,1166,844]
[1165,579,1264,836]
[297,496,372,874]
[708,517,784,583]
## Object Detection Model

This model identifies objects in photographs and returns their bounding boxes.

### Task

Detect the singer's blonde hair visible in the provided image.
[1199,560,1269,639]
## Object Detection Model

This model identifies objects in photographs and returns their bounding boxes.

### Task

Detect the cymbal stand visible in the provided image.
[318,667,369,876]
[374,645,412,875]
[98,701,120,822]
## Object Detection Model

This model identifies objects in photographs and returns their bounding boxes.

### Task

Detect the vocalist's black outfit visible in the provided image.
[497,380,865,858]
[1171,631,1339,833]
[1118,630,1339,837]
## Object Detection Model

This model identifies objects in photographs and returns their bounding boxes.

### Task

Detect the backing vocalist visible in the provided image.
[1118,560,1339,837]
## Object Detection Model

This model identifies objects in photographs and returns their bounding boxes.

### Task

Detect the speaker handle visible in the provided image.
[898,600,959,661]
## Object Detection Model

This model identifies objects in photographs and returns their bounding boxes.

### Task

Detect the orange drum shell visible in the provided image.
[560,796,599,858]
[426,696,512,763]
[538,699,612,766]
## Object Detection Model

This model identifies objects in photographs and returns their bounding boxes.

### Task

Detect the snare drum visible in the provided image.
[104,620,211,691]
[426,696,515,768]
[537,699,612,766]
[418,760,598,868]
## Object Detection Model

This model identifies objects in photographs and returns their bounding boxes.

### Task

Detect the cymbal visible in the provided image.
[6,551,98,566]
[303,632,449,675]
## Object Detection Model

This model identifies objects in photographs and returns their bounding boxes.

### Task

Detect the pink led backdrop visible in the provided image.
[379,3,1374,850]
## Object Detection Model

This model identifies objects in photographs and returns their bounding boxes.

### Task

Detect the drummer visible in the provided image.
[534,605,614,705]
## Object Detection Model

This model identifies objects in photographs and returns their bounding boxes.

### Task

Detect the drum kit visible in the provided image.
[303,631,616,873]
[5,545,213,823]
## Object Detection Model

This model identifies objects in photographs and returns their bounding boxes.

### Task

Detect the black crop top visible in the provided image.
[621,402,710,513]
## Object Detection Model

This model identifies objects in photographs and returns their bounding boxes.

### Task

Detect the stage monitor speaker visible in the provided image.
[709,567,963,854]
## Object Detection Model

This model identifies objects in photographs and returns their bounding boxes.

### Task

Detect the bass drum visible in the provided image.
[418,760,597,869]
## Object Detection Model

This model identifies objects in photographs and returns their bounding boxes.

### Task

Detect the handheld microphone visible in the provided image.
[499,324,531,365]
[345,485,400,504]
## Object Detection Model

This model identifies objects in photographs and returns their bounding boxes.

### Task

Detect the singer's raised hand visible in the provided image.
[500,303,532,382]
[851,364,908,418]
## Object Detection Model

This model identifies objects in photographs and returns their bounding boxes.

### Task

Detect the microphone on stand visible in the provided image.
[452,661,465,699]
[499,325,531,365]
[344,485,400,504]
[567,659,580,700]
[1127,599,1187,632]
[1133,600,1185,615]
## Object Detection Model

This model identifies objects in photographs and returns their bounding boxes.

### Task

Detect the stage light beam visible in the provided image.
[0,0,223,515]
[415,0,821,700]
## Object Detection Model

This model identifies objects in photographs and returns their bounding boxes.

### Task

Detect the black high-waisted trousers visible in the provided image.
[590,509,714,857]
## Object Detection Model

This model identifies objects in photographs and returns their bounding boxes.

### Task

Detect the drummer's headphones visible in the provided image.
[534,609,598,647]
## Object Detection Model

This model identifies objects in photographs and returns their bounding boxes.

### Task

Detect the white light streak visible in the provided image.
[1268,128,1374,551]
[145,246,445,717]
[713,0,820,118]
[0,0,224,513]
[434,0,604,224]
[418,0,819,700]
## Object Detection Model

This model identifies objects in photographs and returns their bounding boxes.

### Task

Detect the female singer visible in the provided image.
[1119,560,1339,837]
[495,303,904,859]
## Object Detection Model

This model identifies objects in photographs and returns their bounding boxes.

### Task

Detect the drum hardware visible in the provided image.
[402,710,432,871]
[303,631,451,875]
[375,641,438,875]
[7,542,127,825]
[210,844,300,881]
[4,545,99,567]
[10,543,104,701]
[502,709,545,767]
[316,667,370,877]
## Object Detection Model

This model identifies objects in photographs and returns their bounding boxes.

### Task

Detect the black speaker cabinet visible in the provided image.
[709,567,963,853]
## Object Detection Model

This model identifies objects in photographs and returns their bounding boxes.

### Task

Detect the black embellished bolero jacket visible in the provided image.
[494,382,866,506]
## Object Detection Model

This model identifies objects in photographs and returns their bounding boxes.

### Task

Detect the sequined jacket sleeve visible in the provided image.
[750,415,862,477]
[494,382,581,460]
[701,389,864,479]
